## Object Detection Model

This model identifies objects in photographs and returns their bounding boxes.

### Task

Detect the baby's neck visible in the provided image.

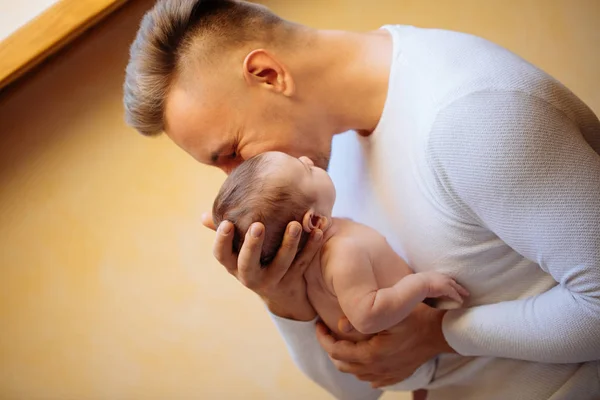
[322,217,341,244]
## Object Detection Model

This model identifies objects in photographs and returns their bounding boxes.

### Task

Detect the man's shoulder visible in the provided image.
[386,23,563,127]
[426,89,573,146]
[423,88,595,205]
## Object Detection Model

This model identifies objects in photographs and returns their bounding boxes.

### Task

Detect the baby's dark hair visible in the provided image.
[212,153,312,266]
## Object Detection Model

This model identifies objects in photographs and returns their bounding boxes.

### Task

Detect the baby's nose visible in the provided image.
[299,156,314,166]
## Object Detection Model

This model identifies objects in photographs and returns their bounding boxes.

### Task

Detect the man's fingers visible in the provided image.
[269,222,302,281]
[290,228,323,276]
[202,212,217,231]
[212,221,237,275]
[330,359,365,375]
[355,373,380,382]
[315,322,369,363]
[338,316,355,334]
[371,376,401,389]
[237,223,265,288]
[315,321,332,339]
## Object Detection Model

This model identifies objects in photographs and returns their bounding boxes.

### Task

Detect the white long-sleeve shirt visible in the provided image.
[271,25,600,400]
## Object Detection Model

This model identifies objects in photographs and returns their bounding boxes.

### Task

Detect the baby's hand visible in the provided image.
[418,271,469,303]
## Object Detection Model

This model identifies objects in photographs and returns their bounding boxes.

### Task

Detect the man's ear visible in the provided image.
[302,209,328,232]
[242,49,295,96]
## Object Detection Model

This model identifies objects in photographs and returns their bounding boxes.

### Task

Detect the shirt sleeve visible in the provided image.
[269,313,383,400]
[270,311,436,397]
[427,90,600,363]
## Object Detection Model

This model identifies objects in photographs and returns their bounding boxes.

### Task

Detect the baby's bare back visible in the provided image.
[304,218,414,341]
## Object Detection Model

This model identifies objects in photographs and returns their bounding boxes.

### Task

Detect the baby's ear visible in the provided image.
[302,209,328,232]
[302,210,315,232]
[313,214,329,230]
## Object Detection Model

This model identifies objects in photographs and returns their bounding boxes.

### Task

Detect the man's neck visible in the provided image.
[298,29,393,135]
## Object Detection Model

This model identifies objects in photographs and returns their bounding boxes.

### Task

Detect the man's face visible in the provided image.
[164,84,332,174]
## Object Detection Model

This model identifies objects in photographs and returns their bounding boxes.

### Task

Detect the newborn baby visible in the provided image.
[213,151,468,341]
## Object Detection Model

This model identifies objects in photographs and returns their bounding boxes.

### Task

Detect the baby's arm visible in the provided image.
[328,239,468,335]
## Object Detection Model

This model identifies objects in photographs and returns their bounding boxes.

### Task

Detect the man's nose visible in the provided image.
[221,165,234,175]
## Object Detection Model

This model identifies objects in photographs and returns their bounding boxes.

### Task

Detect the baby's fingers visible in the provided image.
[446,288,463,303]
[452,281,470,298]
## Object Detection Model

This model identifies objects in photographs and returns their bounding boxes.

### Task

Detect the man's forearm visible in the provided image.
[270,312,383,400]
[442,288,600,363]
[430,91,600,364]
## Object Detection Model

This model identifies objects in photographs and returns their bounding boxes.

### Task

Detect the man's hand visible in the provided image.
[315,303,455,388]
[202,213,322,321]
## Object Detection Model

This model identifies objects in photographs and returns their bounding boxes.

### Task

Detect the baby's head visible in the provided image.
[213,152,336,266]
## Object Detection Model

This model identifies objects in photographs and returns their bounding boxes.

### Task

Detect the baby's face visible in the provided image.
[263,152,336,216]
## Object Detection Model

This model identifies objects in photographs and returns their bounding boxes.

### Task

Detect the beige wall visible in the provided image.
[0,0,598,399]
[0,0,60,41]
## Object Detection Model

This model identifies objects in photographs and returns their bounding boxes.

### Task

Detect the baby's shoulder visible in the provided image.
[323,221,384,263]
[320,236,372,287]
[332,218,388,246]
[321,234,365,265]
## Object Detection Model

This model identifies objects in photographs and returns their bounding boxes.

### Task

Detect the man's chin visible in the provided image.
[316,157,330,171]
[314,149,332,171]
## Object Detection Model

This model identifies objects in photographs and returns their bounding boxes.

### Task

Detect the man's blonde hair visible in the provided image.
[123,0,283,136]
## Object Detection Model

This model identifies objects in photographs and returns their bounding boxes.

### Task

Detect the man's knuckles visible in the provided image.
[331,360,354,373]
[329,347,345,361]
[359,348,382,365]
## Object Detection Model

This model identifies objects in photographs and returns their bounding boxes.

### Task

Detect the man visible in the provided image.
[123,0,600,399]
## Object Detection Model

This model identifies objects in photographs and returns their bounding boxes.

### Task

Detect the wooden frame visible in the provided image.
[0,0,130,90]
